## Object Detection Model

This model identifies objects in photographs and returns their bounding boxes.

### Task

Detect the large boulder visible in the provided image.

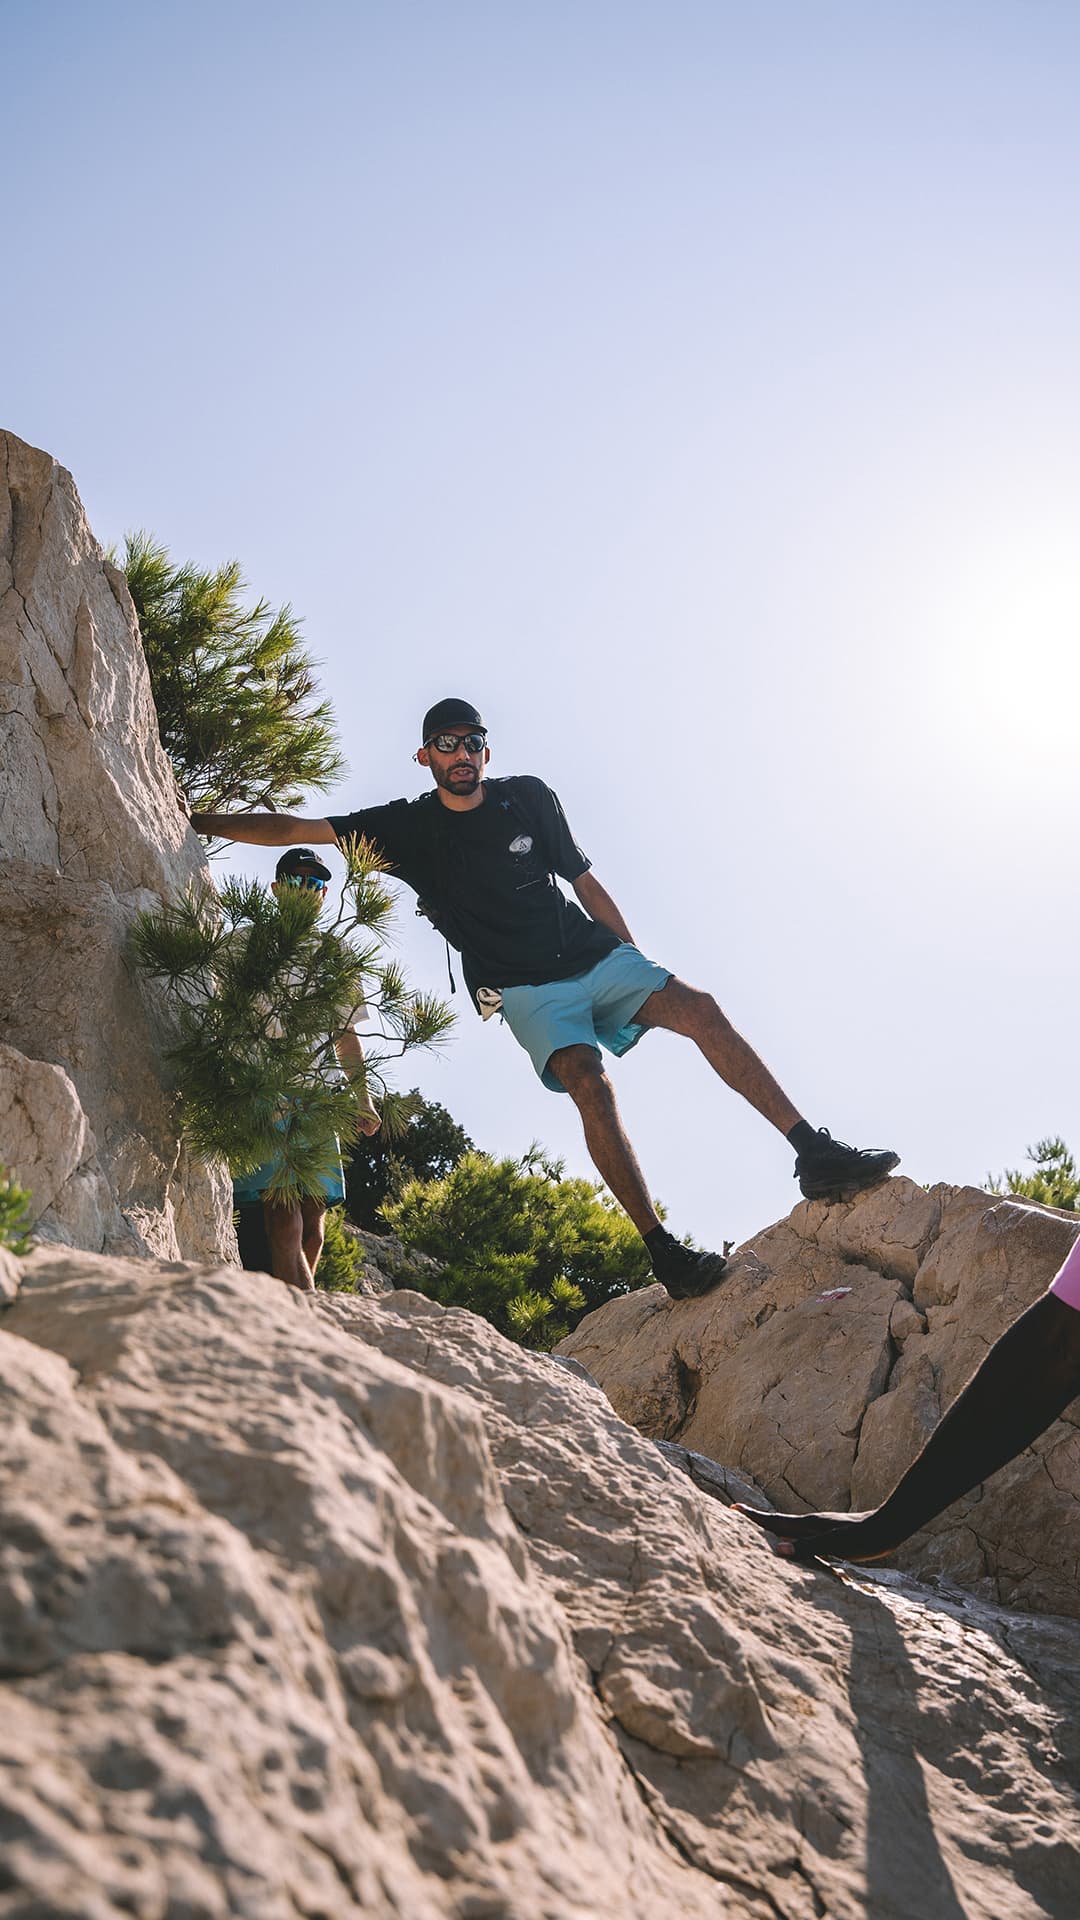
[0,430,233,1260]
[2,1244,1079,1918]
[557,1177,1080,1618]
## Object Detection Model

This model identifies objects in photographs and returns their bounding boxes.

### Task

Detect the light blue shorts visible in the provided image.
[500,945,672,1092]
[232,1158,345,1206]
[232,1123,345,1206]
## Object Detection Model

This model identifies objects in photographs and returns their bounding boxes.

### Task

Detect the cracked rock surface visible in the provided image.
[0,429,233,1260]
[558,1177,1080,1618]
[3,1245,1079,1918]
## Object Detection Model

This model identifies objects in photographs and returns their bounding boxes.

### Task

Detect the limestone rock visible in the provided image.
[558,1177,1080,1618]
[349,1223,442,1295]
[0,1041,92,1217]
[0,431,233,1260]
[2,1246,1078,1918]
[0,1246,20,1302]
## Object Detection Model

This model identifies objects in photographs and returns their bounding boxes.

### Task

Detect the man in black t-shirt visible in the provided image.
[191,697,899,1299]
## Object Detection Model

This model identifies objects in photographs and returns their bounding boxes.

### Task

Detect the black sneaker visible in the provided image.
[795,1129,900,1202]
[647,1230,728,1300]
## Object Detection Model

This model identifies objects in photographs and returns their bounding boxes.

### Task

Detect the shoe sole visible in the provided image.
[799,1156,900,1204]
[665,1259,728,1301]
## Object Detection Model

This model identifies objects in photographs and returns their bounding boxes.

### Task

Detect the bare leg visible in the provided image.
[300,1198,327,1281]
[264,1197,316,1292]
[737,1291,1080,1562]
[548,1044,660,1235]
[634,978,802,1136]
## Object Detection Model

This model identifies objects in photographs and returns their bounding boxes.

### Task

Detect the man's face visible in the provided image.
[272,867,329,910]
[418,728,490,797]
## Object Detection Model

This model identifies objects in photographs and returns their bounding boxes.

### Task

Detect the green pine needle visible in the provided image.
[133,870,452,1204]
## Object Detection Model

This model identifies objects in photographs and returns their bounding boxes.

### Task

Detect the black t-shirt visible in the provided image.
[326,775,619,1006]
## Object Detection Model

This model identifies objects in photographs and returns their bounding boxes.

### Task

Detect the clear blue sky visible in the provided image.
[6,2,1079,1246]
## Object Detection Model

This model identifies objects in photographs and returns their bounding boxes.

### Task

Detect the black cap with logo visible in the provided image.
[420,698,486,744]
[275,847,333,881]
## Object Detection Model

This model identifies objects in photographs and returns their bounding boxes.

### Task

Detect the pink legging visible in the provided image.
[1050,1233,1080,1310]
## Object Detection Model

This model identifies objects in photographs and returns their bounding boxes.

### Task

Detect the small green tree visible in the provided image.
[988,1136,1080,1212]
[381,1145,653,1349]
[345,1089,475,1229]
[132,838,453,1202]
[316,1206,368,1292]
[0,1166,33,1255]
[123,532,344,819]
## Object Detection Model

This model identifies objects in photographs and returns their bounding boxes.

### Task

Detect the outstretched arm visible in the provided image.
[736,1285,1080,1563]
[335,1026,381,1137]
[188,811,337,846]
[572,871,636,945]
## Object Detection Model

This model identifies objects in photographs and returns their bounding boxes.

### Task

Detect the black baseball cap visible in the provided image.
[420,698,486,744]
[275,847,332,881]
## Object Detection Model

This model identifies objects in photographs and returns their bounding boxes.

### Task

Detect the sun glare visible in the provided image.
[923,528,1079,781]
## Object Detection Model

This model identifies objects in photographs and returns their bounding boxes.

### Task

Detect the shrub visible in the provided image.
[346,1089,474,1228]
[0,1167,33,1255]
[317,1206,368,1292]
[381,1145,652,1349]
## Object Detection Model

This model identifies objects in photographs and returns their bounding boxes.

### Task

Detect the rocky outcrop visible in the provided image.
[2,1244,1079,1919]
[347,1222,442,1295]
[0,431,233,1260]
[4,424,1078,1914]
[558,1176,1080,1619]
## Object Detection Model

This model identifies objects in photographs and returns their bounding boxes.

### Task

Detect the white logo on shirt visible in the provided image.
[508,834,533,855]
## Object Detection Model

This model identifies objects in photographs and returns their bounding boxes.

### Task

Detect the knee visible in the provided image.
[548,1045,609,1104]
[665,979,727,1036]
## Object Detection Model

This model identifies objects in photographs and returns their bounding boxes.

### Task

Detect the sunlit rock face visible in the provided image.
[2,1245,1079,1919]
[558,1176,1080,1619]
[0,430,233,1259]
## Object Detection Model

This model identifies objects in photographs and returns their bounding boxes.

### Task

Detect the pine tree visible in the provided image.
[123,532,344,818]
[132,837,453,1203]
[988,1136,1080,1212]
[344,1089,474,1228]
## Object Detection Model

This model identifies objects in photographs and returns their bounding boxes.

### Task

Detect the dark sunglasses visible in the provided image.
[280,874,328,891]
[426,731,487,754]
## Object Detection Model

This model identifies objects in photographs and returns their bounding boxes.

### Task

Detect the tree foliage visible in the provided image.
[316,1206,369,1291]
[131,837,453,1203]
[0,1167,33,1255]
[123,532,344,818]
[988,1136,1080,1212]
[345,1089,474,1229]
[381,1145,653,1349]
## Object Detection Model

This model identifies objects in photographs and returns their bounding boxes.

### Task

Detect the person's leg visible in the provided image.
[632,976,899,1199]
[548,1043,659,1233]
[263,1197,315,1291]
[234,1197,273,1273]
[548,1042,728,1298]
[631,978,802,1133]
[736,1288,1080,1562]
[300,1199,328,1280]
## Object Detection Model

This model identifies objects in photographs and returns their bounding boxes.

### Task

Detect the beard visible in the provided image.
[437,763,481,794]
